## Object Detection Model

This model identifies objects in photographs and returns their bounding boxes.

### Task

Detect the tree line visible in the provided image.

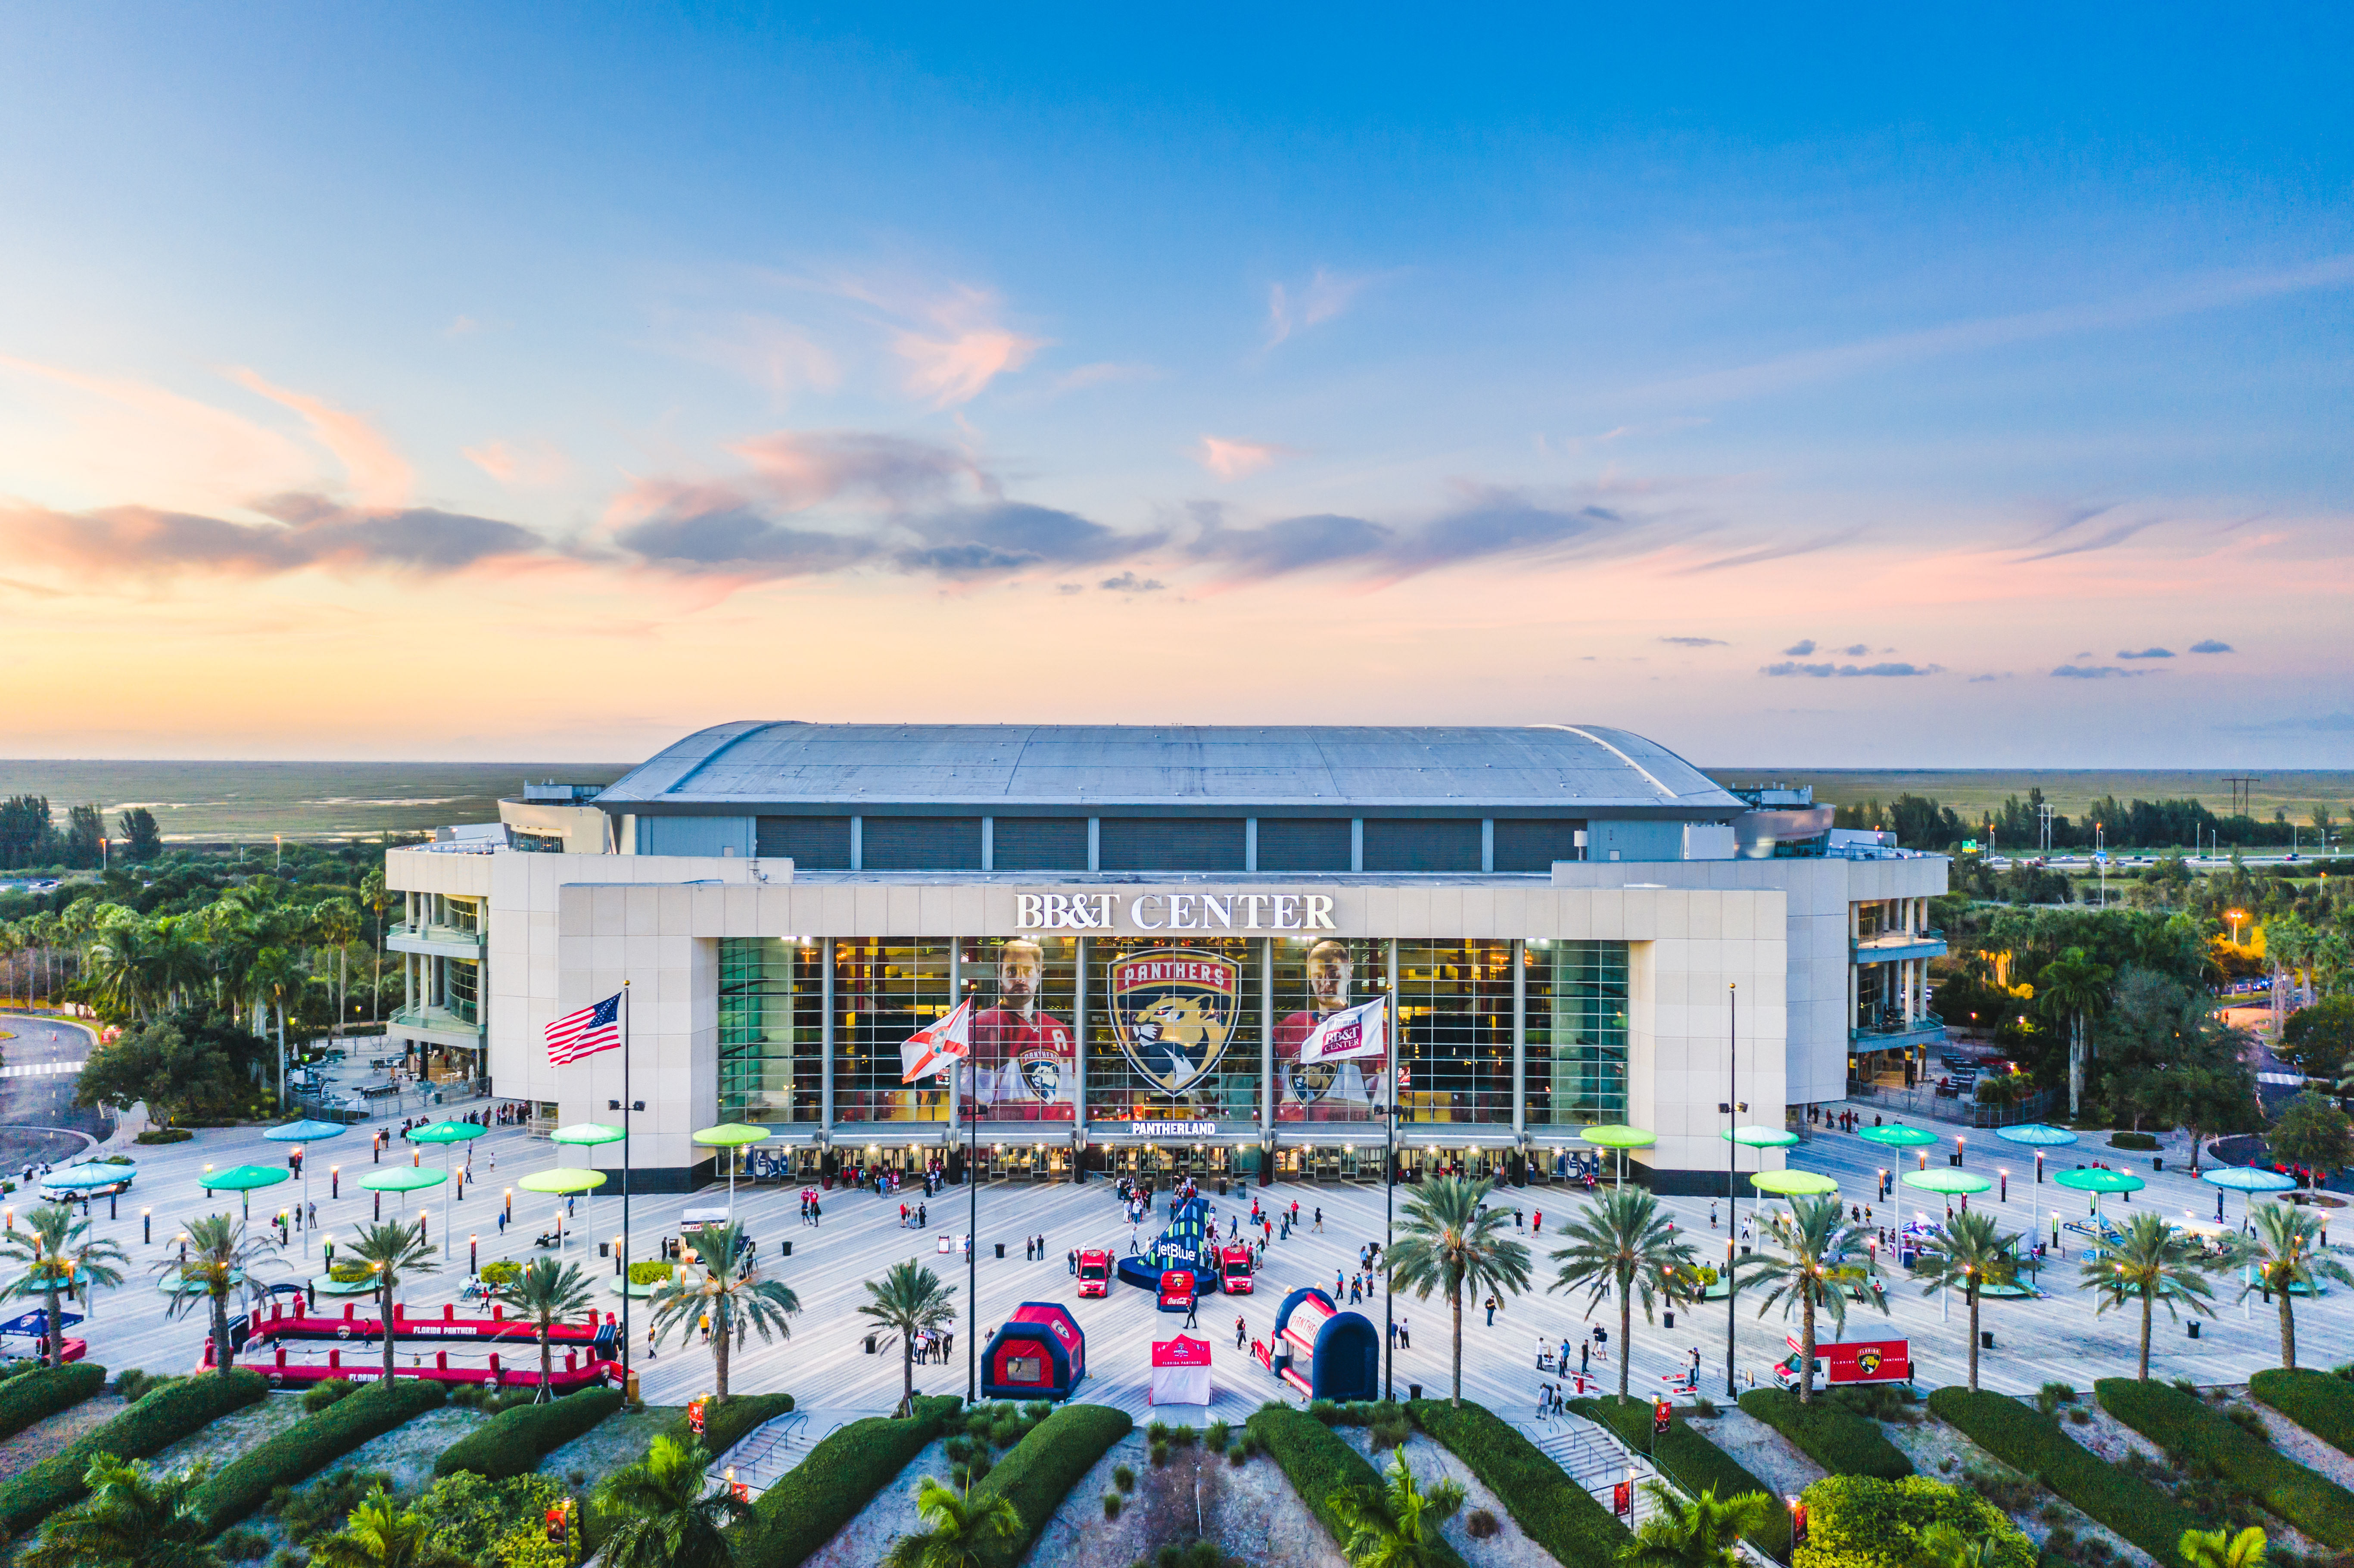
[0,797,162,871]
[1834,787,2345,853]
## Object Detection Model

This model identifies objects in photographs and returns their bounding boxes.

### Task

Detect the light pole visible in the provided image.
[2226,908,2248,948]
[1721,982,1741,1398]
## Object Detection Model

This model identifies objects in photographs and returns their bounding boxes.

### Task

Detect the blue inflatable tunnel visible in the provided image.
[1269,1287,1379,1403]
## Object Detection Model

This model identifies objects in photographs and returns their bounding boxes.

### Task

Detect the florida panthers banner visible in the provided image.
[1109,949,1240,1092]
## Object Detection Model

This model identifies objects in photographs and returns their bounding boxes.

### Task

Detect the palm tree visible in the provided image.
[310,1487,463,1568]
[1328,1445,1468,1568]
[1617,1483,1771,1568]
[647,1220,799,1400]
[20,1452,218,1568]
[345,1220,438,1383]
[2082,1210,2217,1379]
[360,868,390,1027]
[1921,1521,2005,1568]
[2229,1201,2354,1370]
[0,1204,128,1368]
[86,918,161,1023]
[156,1214,282,1374]
[1548,1188,1701,1403]
[597,1435,751,1568]
[2039,947,2112,1119]
[313,899,363,1044]
[1386,1175,1532,1407]
[495,1257,598,1403]
[1735,1195,1887,1405]
[247,945,306,1103]
[857,1261,958,1418]
[2179,1525,2268,1568]
[884,1474,1021,1568]
[1911,1210,2027,1392]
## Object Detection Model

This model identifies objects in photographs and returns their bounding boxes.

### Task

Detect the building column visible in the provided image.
[1386,939,1401,1160]
[1074,937,1090,1141]
[947,941,962,1138]
[819,939,834,1133]
[1259,937,1274,1185]
[1510,938,1526,1140]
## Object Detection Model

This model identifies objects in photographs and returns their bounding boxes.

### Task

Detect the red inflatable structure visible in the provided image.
[210,1297,623,1394]
[980,1302,1087,1400]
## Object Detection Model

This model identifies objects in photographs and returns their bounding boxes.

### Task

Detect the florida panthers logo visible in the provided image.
[1110,949,1239,1092]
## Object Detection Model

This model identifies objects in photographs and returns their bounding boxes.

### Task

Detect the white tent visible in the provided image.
[1149,1336,1212,1406]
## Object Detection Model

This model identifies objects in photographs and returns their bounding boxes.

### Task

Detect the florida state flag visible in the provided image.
[900,998,975,1083]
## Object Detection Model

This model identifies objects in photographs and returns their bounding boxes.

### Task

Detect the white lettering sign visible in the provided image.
[1123,1120,1217,1139]
[1015,890,1335,933]
[1014,893,1117,930]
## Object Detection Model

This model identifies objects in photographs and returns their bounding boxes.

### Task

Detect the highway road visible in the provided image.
[0,1014,105,1176]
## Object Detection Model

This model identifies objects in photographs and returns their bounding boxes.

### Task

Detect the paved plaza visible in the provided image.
[37,1084,2354,1421]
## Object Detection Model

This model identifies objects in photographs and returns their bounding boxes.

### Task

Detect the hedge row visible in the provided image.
[192,1378,447,1531]
[0,1362,105,1443]
[968,1403,1132,1568]
[1576,1397,1792,1559]
[1410,1398,1632,1564]
[1800,1474,2036,1568]
[1739,1389,1915,1479]
[1926,1386,2200,1567]
[662,1390,796,1459]
[0,1369,269,1536]
[1246,1404,1469,1568]
[2097,1378,2354,1548]
[435,1386,625,1480]
[739,1395,962,1568]
[2251,1370,2354,1459]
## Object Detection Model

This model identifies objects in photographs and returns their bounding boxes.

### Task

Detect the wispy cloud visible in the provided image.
[0,494,550,581]
[1265,267,1375,349]
[1660,635,1727,647]
[222,367,412,509]
[2050,664,2156,679]
[462,438,570,488]
[2190,639,2236,654]
[1187,486,1642,586]
[1052,362,1160,395]
[1782,639,1817,656]
[1674,529,1862,575]
[1192,436,1295,481]
[2218,712,2354,733]
[2118,646,2175,660]
[726,429,987,513]
[2013,514,2163,563]
[1099,571,1164,593]
[888,285,1046,406]
[1762,660,1941,678]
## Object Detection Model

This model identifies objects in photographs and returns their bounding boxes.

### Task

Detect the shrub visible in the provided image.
[2098,1378,2354,1548]
[193,1377,447,1531]
[300,1378,358,1414]
[271,1466,392,1544]
[2038,1381,2079,1415]
[1227,1443,1246,1465]
[660,1390,794,1458]
[738,1395,961,1568]
[1112,1463,1136,1493]
[966,1403,1133,1568]
[626,1260,673,1287]
[1204,1419,1230,1451]
[2110,1132,2161,1151]
[327,1263,372,1284]
[1466,1508,1499,1539]
[219,1525,271,1561]
[135,1127,194,1144]
[1411,1399,1630,1565]
[435,1386,624,1481]
[2253,1369,2354,1458]
[1578,1396,1789,1557]
[1927,1386,2201,1566]
[113,1369,182,1403]
[0,1361,104,1442]
[1740,1388,1914,1478]
[479,1260,522,1288]
[1246,1405,1470,1568]
[1796,1475,2034,1568]
[0,1367,268,1536]
[415,1470,569,1560]
[1150,1441,1170,1467]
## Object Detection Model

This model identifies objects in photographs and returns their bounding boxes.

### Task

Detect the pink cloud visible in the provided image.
[462,437,571,488]
[886,286,1045,405]
[1192,435,1296,481]
[0,355,314,512]
[223,367,413,508]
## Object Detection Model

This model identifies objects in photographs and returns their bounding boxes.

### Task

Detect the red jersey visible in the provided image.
[973,1005,1075,1120]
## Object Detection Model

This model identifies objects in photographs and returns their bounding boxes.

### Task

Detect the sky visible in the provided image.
[1,6,2351,766]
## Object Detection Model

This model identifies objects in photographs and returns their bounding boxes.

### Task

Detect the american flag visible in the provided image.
[546,992,622,1065]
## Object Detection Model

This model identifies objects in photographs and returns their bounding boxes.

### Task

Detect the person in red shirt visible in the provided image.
[971,938,1074,1121]
[1274,939,1387,1122]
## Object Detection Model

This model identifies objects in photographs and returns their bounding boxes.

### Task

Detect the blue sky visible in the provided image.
[1,7,2349,764]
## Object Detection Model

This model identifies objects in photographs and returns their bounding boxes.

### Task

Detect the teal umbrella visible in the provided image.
[408,1121,488,1250]
[2055,1166,2145,1232]
[1995,1124,2078,1241]
[264,1119,344,1258]
[199,1164,291,1220]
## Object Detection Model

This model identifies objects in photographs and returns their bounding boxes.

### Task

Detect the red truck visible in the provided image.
[1772,1335,1911,1390]
[1077,1249,1111,1298]
[1218,1244,1255,1294]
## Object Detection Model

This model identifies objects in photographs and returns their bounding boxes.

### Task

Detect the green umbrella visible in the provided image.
[520,1168,608,1250]
[357,1164,447,1241]
[406,1123,486,1250]
[550,1123,626,1145]
[1903,1169,1994,1196]
[694,1123,772,1216]
[1859,1124,1938,1148]
[1996,1124,2080,1242]
[200,1164,291,1220]
[2055,1165,2145,1229]
[1721,1126,1800,1148]
[42,1164,133,1191]
[1578,1124,1656,1187]
[264,1118,344,1260]
[1749,1170,1838,1197]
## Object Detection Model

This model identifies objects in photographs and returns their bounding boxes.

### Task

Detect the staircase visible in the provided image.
[711,1409,863,1496]
[1519,1411,1778,1565]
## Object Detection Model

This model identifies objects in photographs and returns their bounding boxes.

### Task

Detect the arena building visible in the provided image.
[384,723,1946,1192]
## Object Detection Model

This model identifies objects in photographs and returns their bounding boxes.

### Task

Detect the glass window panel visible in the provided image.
[717,937,823,1124]
[445,958,479,1024]
[1395,940,1513,1125]
[1525,939,1627,1126]
[832,939,953,1123]
[1272,936,1388,1125]
[957,936,1078,1123]
[1087,938,1262,1125]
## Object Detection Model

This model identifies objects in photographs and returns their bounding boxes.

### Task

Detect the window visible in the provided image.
[832,939,953,1123]
[1492,819,1585,873]
[1363,818,1482,873]
[718,938,822,1124]
[957,936,1079,1123]
[1272,936,1388,1125]
[862,817,982,871]
[1395,940,1513,1124]
[444,958,480,1024]
[1086,937,1263,1125]
[993,817,1089,870]
[755,815,853,867]
[1099,818,1246,872]
[1257,818,1352,871]
[1526,940,1628,1126]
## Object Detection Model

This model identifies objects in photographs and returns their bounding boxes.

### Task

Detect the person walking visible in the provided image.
[1484,1292,1499,1327]
[1399,1313,1409,1349]
[1313,1207,1323,1234]
[1235,1314,1248,1350]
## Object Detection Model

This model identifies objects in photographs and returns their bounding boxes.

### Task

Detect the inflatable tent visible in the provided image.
[979,1301,1088,1400]
[1264,1287,1379,1402]
[1150,1336,1213,1406]
[1116,1194,1220,1298]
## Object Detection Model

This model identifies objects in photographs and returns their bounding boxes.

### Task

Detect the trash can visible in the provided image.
[2188,1321,2201,1340]
[598,1242,610,1258]
[994,1242,1005,1259]
[1409,1383,1423,1401]
[1663,1311,1675,1329]
[1980,1330,1994,1349]
[780,1239,792,1258]
[2153,1157,2164,1171]
[866,1334,878,1353]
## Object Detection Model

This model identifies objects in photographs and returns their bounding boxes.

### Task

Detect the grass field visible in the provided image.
[0,759,2345,841]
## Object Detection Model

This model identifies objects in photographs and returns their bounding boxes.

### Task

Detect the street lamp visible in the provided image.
[2226,909,2248,947]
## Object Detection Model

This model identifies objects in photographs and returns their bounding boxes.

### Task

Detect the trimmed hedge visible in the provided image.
[0,1362,105,1443]
[1927,1386,2201,1567]
[1246,1404,1470,1568]
[2098,1377,2354,1548]
[0,1368,269,1536]
[192,1377,446,1531]
[1798,1474,2034,1568]
[1577,1397,1791,1559]
[435,1385,626,1480]
[1740,1388,1914,1479]
[661,1390,796,1459]
[739,1395,962,1568]
[1410,1398,1632,1564]
[968,1403,1133,1567]
[2251,1369,2354,1459]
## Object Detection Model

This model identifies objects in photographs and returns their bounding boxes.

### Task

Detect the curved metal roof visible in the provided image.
[596,722,1742,814]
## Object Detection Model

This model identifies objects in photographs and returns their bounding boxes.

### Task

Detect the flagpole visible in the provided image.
[621,982,632,1389]
[1384,983,1397,1403]
[966,989,979,1407]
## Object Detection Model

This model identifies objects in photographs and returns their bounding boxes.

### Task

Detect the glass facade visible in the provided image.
[1525,939,1629,1126]
[1273,936,1387,1125]
[957,936,1079,1122]
[1087,937,1264,1125]
[832,939,953,1123]
[1394,940,1514,1125]
[716,938,823,1124]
